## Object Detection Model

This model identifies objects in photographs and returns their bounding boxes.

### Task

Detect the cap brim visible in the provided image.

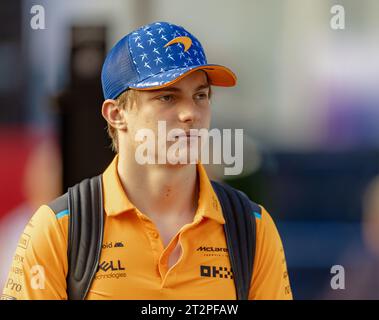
[128,64,237,90]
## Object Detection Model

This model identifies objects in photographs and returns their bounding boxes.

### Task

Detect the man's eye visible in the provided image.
[195,93,209,100]
[158,95,174,102]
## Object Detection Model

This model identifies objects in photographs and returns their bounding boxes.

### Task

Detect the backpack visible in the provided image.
[48,175,260,300]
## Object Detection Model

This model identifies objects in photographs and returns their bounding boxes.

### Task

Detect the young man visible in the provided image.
[1,21,292,300]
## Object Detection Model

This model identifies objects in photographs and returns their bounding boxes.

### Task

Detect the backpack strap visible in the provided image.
[49,193,69,218]
[49,175,104,300]
[66,174,104,300]
[211,180,260,300]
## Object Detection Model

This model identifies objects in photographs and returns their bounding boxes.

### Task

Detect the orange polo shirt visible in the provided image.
[1,155,292,300]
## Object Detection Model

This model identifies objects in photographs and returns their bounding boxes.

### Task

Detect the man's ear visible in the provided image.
[101,99,128,130]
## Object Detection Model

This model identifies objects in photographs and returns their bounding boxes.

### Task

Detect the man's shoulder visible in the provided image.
[45,174,102,218]
[220,183,276,232]
[47,192,69,217]
[15,200,69,261]
[25,192,71,241]
[215,181,263,217]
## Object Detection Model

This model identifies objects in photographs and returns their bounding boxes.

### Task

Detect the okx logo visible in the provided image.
[200,265,234,279]
[95,260,127,281]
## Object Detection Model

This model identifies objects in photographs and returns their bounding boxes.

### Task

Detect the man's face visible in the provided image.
[123,70,212,165]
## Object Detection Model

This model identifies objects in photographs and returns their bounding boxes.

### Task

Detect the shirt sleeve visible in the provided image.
[248,206,293,300]
[1,205,68,300]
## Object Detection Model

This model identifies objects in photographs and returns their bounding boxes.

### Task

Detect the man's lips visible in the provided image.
[167,130,200,140]
[175,132,199,138]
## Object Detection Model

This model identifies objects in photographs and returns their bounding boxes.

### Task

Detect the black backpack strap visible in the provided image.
[66,174,104,300]
[49,193,69,218]
[48,175,104,300]
[211,180,260,300]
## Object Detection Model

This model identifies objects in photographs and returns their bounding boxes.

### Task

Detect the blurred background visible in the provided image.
[1,0,379,299]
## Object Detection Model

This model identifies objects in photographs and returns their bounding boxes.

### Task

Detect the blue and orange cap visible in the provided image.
[101,21,237,100]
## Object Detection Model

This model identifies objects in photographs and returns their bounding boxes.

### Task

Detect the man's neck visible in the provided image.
[117,151,199,222]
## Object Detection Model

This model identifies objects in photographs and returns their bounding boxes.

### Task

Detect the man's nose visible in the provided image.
[177,99,200,124]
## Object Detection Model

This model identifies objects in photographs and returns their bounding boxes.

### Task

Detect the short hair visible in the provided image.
[107,89,140,153]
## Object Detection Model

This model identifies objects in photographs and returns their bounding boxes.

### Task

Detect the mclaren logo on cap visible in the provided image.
[164,36,192,52]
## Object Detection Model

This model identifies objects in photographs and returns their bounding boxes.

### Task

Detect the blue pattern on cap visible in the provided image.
[101,21,209,99]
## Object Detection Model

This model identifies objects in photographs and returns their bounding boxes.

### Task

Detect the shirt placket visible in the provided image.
[137,210,204,286]
[136,212,165,270]
[159,216,204,287]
